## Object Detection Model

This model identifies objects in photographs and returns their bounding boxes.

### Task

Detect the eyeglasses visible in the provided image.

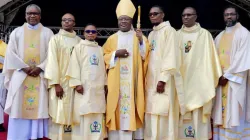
[85,30,97,34]
[26,12,40,16]
[182,14,196,17]
[224,13,237,17]
[62,18,75,22]
[148,12,161,17]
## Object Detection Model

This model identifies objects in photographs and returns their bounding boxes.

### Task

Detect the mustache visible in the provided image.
[225,19,237,22]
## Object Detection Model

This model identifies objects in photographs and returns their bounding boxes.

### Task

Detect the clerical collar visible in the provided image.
[153,21,170,31]
[181,23,201,33]
[81,39,99,47]
[59,29,77,38]
[118,30,133,35]
[27,23,40,30]
[225,22,240,33]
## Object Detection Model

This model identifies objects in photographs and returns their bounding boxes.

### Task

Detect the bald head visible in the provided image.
[62,13,75,21]
[61,13,75,32]
[183,7,197,15]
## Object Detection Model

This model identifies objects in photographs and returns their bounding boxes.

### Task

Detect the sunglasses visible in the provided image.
[149,12,161,17]
[85,30,97,34]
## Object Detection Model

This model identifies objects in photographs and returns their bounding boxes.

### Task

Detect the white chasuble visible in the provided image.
[66,39,107,140]
[213,23,250,140]
[177,23,222,140]
[4,23,53,119]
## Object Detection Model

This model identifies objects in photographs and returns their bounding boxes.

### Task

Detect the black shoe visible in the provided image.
[0,124,5,132]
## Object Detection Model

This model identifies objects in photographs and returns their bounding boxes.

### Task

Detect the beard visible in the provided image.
[225,19,237,27]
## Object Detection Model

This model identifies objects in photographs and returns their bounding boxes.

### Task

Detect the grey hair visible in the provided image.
[25,4,41,14]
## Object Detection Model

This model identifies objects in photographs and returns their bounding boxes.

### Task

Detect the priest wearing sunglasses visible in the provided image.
[103,0,150,139]
[85,29,97,34]
[144,5,183,140]
[66,23,108,140]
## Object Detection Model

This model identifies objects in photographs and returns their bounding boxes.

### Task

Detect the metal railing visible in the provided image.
[226,0,250,14]
[0,25,222,43]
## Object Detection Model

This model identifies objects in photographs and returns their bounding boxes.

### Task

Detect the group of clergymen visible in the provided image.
[0,0,250,140]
